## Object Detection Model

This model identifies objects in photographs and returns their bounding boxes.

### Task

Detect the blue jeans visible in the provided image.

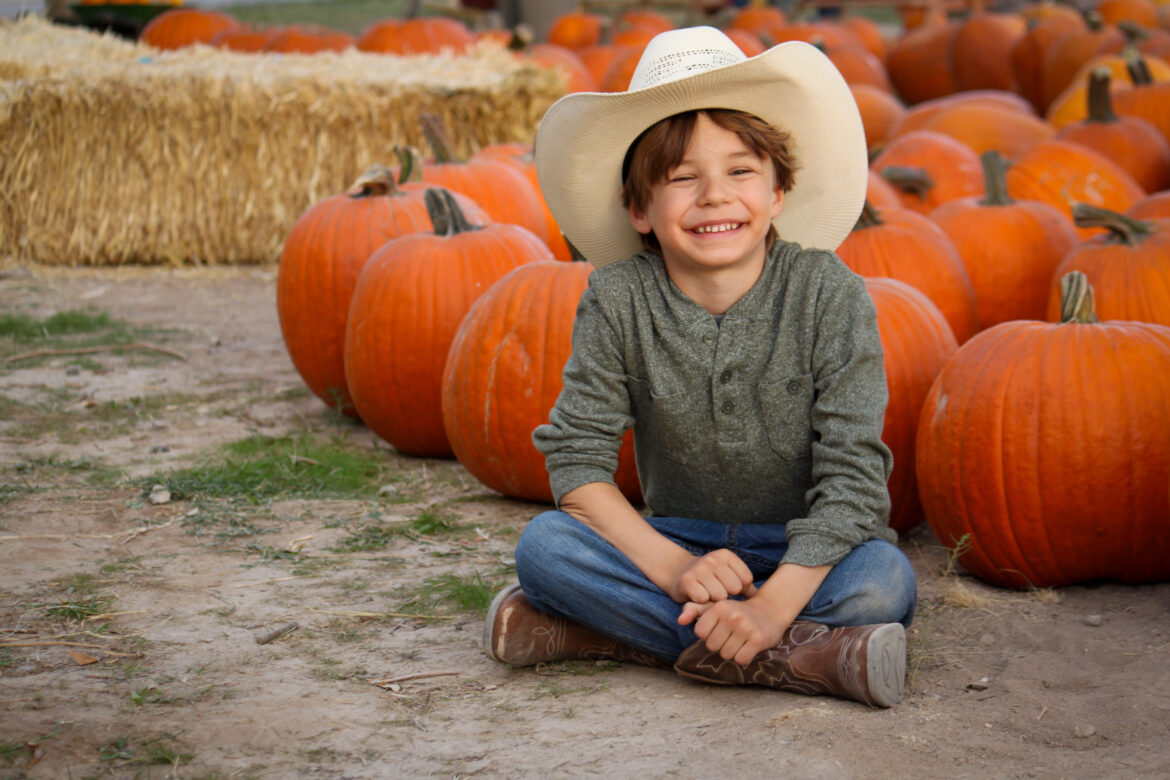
[514,511,917,661]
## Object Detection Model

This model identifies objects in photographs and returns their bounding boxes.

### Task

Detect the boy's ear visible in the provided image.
[771,188,784,219]
[629,207,652,235]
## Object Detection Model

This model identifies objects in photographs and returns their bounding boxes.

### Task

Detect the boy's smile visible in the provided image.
[628,112,784,297]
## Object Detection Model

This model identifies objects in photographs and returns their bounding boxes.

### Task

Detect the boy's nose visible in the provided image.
[697,177,732,205]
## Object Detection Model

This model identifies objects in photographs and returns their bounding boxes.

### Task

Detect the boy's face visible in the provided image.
[628,113,783,279]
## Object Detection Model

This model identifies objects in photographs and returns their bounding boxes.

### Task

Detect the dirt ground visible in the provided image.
[1,262,1168,780]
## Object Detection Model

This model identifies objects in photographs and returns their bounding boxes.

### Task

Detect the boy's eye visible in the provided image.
[668,173,695,183]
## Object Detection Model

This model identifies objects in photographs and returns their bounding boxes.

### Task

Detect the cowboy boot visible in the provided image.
[483,584,672,669]
[674,620,907,708]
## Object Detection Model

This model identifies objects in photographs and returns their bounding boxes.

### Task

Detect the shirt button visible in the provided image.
[719,370,732,384]
[787,379,802,394]
[721,400,735,414]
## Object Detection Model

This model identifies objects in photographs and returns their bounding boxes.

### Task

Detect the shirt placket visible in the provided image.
[707,319,745,444]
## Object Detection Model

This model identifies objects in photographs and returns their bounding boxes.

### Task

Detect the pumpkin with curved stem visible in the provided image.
[1045,50,1170,129]
[1056,68,1170,193]
[277,168,486,416]
[1045,204,1170,326]
[871,130,984,215]
[930,150,1078,329]
[442,260,641,504]
[1113,56,1170,144]
[140,8,239,50]
[917,271,1170,588]
[864,277,957,535]
[837,203,979,344]
[344,189,552,457]
[1040,14,1126,113]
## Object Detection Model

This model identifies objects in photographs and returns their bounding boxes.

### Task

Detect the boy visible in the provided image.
[483,27,917,708]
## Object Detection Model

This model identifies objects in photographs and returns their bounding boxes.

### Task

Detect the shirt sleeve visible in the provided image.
[532,282,634,505]
[782,260,895,567]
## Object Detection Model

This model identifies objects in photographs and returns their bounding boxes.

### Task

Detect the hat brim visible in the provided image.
[534,40,867,268]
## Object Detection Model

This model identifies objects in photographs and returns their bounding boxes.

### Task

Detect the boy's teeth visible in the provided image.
[694,223,740,233]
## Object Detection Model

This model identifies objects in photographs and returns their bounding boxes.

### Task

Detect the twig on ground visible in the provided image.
[232,576,299,588]
[369,671,460,688]
[0,520,173,543]
[308,607,457,621]
[255,622,299,645]
[5,342,188,363]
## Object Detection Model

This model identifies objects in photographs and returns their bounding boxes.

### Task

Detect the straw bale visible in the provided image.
[0,16,566,266]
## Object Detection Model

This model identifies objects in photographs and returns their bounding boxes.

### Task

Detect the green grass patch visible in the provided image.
[43,595,113,620]
[0,306,180,367]
[145,433,395,502]
[225,0,421,35]
[8,453,124,489]
[98,734,192,771]
[329,506,466,552]
[395,570,510,619]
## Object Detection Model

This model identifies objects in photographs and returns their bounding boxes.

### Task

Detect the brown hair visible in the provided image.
[620,109,798,254]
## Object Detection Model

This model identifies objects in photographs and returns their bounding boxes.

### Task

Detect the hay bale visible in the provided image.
[0,16,566,266]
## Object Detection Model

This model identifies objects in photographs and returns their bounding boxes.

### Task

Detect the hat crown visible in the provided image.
[629,26,746,91]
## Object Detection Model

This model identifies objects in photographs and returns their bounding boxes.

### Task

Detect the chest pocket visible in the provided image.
[758,373,815,460]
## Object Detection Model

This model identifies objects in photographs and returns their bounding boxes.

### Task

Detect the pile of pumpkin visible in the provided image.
[275,1,1170,591]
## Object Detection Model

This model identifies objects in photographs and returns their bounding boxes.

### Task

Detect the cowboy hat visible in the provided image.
[534,26,867,268]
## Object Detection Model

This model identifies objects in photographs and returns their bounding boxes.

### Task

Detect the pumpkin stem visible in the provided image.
[977,150,1015,207]
[567,239,588,263]
[420,113,461,164]
[507,24,534,51]
[854,200,884,230]
[880,166,934,201]
[1071,202,1154,246]
[393,145,425,184]
[1085,67,1119,123]
[425,188,482,237]
[1083,9,1104,31]
[1058,271,1100,324]
[347,163,400,198]
[1118,20,1151,44]
[1126,51,1153,85]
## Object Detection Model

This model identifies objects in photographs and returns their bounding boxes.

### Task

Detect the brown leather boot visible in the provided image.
[674,620,907,708]
[483,584,672,669]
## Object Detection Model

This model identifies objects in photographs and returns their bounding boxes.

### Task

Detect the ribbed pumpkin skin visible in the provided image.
[865,278,957,535]
[441,261,640,503]
[140,9,239,50]
[276,184,485,415]
[930,176,1078,328]
[871,130,984,215]
[1045,217,1170,326]
[472,144,571,261]
[916,317,1170,588]
[838,206,980,343]
[344,222,551,458]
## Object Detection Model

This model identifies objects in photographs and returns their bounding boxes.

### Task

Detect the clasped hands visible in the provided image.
[671,549,789,667]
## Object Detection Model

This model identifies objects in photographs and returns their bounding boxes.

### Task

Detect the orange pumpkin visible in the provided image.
[865,277,957,535]
[914,102,1055,158]
[951,11,1028,93]
[1045,204,1170,326]
[263,25,353,53]
[209,26,268,52]
[276,167,486,416]
[1010,12,1088,113]
[356,17,473,54]
[472,143,571,261]
[1113,57,1170,143]
[1128,190,1170,219]
[547,11,605,50]
[344,189,552,457]
[837,203,980,343]
[887,89,1037,139]
[1055,68,1170,193]
[140,8,239,50]
[852,84,906,153]
[929,151,1079,329]
[917,271,1170,588]
[871,130,984,215]
[885,13,961,105]
[1040,14,1126,113]
[442,261,641,503]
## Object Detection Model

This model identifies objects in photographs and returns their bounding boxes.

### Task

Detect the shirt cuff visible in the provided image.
[548,465,618,507]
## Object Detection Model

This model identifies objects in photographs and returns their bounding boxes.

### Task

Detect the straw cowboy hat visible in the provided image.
[534,26,867,268]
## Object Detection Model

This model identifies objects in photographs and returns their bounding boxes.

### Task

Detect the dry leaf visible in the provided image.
[67,650,99,666]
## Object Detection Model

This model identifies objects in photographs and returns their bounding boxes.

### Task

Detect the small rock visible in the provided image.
[1074,724,1096,739]
[378,484,400,496]
[966,678,990,691]
[65,365,81,376]
[1083,614,1104,627]
[209,336,222,347]
[979,632,996,646]
[148,485,171,505]
[150,445,170,454]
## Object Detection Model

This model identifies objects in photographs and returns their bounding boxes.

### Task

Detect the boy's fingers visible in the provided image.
[743,582,759,598]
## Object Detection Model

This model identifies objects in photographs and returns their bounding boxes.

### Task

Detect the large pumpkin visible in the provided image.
[870,130,984,216]
[1045,204,1170,326]
[344,190,552,457]
[276,167,486,415]
[837,203,980,343]
[140,9,239,50]
[441,260,641,503]
[917,272,1170,588]
[929,150,1078,329]
[865,278,958,535]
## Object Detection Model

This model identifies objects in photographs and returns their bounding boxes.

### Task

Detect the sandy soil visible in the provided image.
[1,263,1168,780]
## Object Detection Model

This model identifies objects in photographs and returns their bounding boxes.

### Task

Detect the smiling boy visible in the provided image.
[483,27,917,708]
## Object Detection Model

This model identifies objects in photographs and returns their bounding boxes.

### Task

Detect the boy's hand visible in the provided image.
[677,596,788,666]
[670,549,757,605]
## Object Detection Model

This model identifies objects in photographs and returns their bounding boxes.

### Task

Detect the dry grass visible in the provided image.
[0,15,565,266]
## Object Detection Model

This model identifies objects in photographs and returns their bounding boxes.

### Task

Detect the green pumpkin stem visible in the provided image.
[1126,52,1153,86]
[394,145,425,184]
[420,113,460,164]
[880,166,935,201]
[1085,67,1118,123]
[854,200,884,230]
[978,150,1015,207]
[1058,271,1100,324]
[348,163,400,198]
[1071,202,1154,246]
[425,188,481,237]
